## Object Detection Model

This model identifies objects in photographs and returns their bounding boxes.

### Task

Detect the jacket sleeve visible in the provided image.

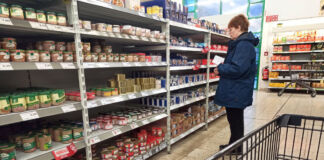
[218,41,254,79]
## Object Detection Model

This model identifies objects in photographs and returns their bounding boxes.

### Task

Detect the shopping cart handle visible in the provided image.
[279,114,302,127]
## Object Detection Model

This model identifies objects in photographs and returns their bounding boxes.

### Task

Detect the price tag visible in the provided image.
[20,111,39,121]
[87,101,97,108]
[152,16,159,20]
[61,105,76,113]
[0,63,13,70]
[30,22,47,30]
[90,136,100,145]
[122,62,131,66]
[152,89,161,94]
[61,63,76,69]
[130,35,139,40]
[0,17,13,25]
[128,93,137,99]
[47,24,57,30]
[134,62,142,66]
[130,123,139,129]
[138,12,146,17]
[36,63,53,70]
[83,63,96,68]
[112,129,122,136]
[142,120,149,125]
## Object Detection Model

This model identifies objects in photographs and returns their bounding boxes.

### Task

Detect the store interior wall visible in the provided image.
[258,0,323,91]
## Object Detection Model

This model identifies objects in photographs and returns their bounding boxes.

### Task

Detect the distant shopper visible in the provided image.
[214,14,259,154]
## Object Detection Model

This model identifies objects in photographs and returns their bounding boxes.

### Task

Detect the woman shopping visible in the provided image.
[214,14,259,154]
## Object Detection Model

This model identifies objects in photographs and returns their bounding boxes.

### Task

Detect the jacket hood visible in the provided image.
[229,32,259,48]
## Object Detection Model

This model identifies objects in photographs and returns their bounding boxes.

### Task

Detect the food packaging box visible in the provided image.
[107,79,117,88]
[149,78,156,84]
[149,84,155,89]
[125,0,141,11]
[126,87,133,93]
[119,87,127,94]
[116,74,126,81]
[133,85,141,92]
[126,79,132,87]
[117,80,127,88]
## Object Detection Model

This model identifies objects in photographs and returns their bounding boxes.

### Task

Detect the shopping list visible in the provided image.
[212,55,225,66]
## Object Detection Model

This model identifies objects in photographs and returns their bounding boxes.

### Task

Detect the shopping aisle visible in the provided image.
[151,91,324,160]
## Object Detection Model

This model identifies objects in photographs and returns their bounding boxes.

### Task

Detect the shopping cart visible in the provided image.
[277,64,316,97]
[207,114,324,160]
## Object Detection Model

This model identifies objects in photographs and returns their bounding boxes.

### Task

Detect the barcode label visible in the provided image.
[0,17,12,25]
[20,111,39,121]
[0,63,13,70]
[61,105,76,113]
[60,63,76,69]
[36,63,53,70]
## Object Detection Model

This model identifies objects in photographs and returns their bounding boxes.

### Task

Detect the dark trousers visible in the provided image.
[226,107,244,151]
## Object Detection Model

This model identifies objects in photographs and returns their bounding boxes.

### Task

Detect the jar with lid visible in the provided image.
[126,54,134,62]
[0,3,9,18]
[83,52,92,62]
[38,91,51,108]
[92,44,102,53]
[56,42,66,51]
[96,88,102,96]
[39,51,51,62]
[10,5,24,19]
[10,49,25,62]
[113,53,120,62]
[0,49,10,62]
[26,92,40,110]
[113,25,121,33]
[26,50,40,62]
[51,51,63,62]
[2,38,16,50]
[56,13,67,26]
[82,42,91,52]
[46,12,57,25]
[102,89,112,97]
[36,10,46,23]
[103,45,112,53]
[133,54,139,62]
[43,41,56,51]
[106,24,113,32]
[0,95,11,114]
[119,53,126,62]
[67,42,75,52]
[136,53,146,62]
[91,52,98,62]
[112,88,118,96]
[96,23,106,32]
[10,94,27,113]
[63,51,73,62]
[82,21,91,30]
[98,53,107,62]
[107,53,114,62]
[24,8,36,21]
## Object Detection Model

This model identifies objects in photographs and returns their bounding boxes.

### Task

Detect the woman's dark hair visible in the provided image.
[228,14,249,32]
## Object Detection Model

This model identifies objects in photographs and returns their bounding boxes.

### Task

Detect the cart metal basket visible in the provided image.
[207,114,324,160]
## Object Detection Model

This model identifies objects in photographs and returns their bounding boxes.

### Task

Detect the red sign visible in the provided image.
[52,143,77,160]
[266,15,278,22]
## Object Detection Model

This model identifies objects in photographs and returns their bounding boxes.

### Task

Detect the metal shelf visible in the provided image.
[83,62,167,69]
[170,81,207,91]
[170,65,217,71]
[273,41,324,45]
[210,50,227,55]
[16,140,86,160]
[87,88,167,109]
[170,123,206,144]
[268,87,324,91]
[170,96,206,111]
[271,60,324,63]
[210,32,230,39]
[81,30,166,45]
[170,46,203,52]
[169,21,208,34]
[0,101,81,126]
[0,62,77,71]
[270,78,323,81]
[77,0,166,26]
[135,142,167,160]
[209,78,220,83]
[272,50,324,54]
[207,110,226,123]
[208,92,216,97]
[89,113,168,145]
[271,70,324,72]
[0,17,75,37]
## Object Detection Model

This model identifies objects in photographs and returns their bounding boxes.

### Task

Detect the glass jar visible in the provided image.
[61,128,73,144]
[82,42,91,52]
[51,51,63,62]
[10,94,27,113]
[2,38,17,50]
[43,41,56,51]
[92,44,102,53]
[55,42,66,51]
[126,54,134,62]
[46,12,57,25]
[107,53,114,62]
[26,92,40,110]
[119,53,126,62]
[10,5,24,19]
[36,10,46,23]
[67,42,75,52]
[26,50,40,62]
[0,49,10,62]
[0,3,9,18]
[137,53,146,62]
[82,20,91,30]
[39,51,51,62]
[0,95,11,114]
[10,49,25,62]
[96,88,102,96]
[133,54,139,62]
[102,89,112,97]
[56,13,67,26]
[63,51,73,62]
[98,53,107,62]
[95,23,106,32]
[24,8,36,21]
[91,52,98,62]
[112,88,118,96]
[83,52,92,62]
[113,53,120,62]
[103,45,112,53]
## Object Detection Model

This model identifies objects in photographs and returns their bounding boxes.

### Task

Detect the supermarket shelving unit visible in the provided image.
[0,0,230,159]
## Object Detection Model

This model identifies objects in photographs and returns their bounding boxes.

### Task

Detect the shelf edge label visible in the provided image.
[0,63,13,70]
[20,111,39,121]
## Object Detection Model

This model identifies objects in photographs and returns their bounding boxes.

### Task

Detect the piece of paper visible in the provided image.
[212,55,225,66]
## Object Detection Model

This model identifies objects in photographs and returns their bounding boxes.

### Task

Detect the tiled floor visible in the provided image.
[151,91,324,160]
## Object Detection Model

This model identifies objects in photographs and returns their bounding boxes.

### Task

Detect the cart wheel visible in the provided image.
[311,92,316,97]
[278,91,283,97]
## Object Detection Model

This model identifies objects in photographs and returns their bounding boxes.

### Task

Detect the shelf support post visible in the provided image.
[205,32,212,130]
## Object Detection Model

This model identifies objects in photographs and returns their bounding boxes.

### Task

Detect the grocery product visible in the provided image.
[2,38,17,50]
[22,136,37,153]
[36,10,46,23]
[56,42,66,51]
[50,89,65,106]
[38,91,52,108]
[46,12,57,25]
[0,143,16,160]
[0,3,9,18]
[0,95,10,114]
[10,49,25,62]
[0,49,10,62]
[24,8,36,21]
[51,51,63,62]
[10,5,24,19]
[61,128,73,144]
[63,51,73,62]
[43,40,56,51]
[39,51,51,62]
[25,92,40,110]
[56,13,67,26]
[26,50,39,62]
[37,134,52,151]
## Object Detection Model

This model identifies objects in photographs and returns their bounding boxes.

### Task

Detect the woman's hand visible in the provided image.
[214,67,219,75]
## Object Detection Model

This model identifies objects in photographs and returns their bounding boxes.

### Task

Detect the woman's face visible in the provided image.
[228,26,243,40]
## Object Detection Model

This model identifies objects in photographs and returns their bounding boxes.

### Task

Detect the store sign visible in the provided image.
[52,143,77,160]
[266,15,278,22]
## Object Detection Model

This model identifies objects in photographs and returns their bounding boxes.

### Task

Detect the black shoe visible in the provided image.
[219,144,228,150]
[229,149,242,155]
